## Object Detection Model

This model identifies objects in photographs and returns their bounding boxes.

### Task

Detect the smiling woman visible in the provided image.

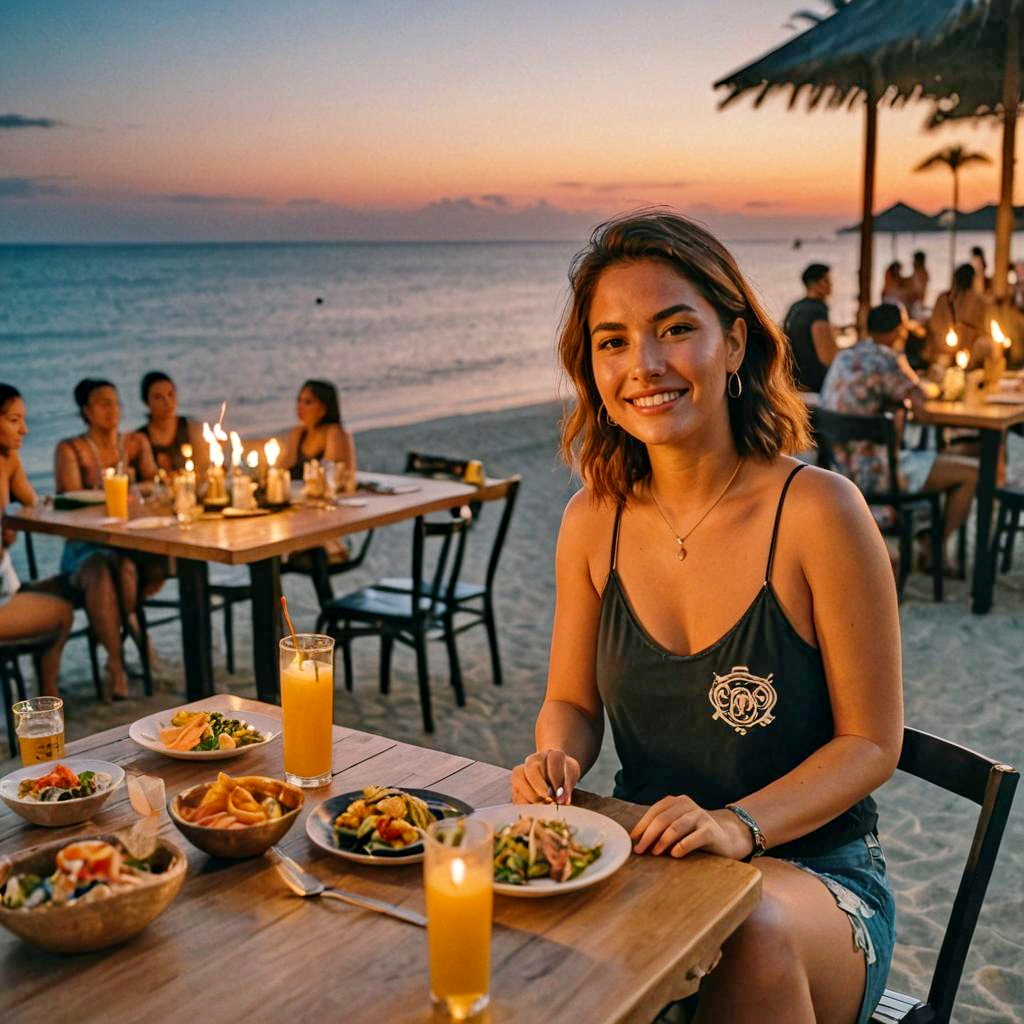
[514,212,905,1024]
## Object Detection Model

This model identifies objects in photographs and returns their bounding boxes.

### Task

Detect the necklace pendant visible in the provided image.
[676,538,686,562]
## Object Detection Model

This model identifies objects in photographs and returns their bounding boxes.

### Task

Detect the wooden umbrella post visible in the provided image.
[857,74,880,333]
[994,9,1020,305]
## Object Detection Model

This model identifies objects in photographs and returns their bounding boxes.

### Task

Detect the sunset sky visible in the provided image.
[1,0,1014,242]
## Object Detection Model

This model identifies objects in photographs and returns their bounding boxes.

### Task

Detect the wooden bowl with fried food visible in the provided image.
[169,774,303,858]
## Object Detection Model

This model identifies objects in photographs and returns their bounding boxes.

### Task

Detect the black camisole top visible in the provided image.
[596,463,877,859]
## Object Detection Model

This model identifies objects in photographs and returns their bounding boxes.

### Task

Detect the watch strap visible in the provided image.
[725,803,767,860]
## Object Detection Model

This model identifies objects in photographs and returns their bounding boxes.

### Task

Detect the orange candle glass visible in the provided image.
[423,818,493,1021]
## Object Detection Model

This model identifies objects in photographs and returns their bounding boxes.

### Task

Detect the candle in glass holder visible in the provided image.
[263,437,288,505]
[424,818,493,1021]
[943,349,969,401]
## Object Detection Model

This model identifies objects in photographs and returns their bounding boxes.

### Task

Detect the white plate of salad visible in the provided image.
[472,803,632,898]
[128,707,278,760]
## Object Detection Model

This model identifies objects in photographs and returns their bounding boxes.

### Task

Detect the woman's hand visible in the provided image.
[630,795,754,860]
[510,749,581,805]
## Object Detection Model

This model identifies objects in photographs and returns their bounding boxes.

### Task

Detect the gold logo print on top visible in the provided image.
[708,665,778,735]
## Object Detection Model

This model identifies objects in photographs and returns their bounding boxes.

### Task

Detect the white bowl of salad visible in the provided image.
[0,759,125,827]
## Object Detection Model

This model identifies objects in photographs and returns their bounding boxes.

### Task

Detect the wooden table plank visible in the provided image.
[0,697,761,1024]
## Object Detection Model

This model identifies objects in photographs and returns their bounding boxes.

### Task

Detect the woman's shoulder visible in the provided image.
[777,458,878,543]
[55,434,83,455]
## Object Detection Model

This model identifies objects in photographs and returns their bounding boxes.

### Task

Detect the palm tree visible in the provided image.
[914,145,992,278]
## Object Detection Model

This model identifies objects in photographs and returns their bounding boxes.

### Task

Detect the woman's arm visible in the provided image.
[511,490,606,804]
[129,432,159,482]
[325,425,357,471]
[633,469,903,859]
[7,453,38,507]
[280,426,302,471]
[54,440,83,494]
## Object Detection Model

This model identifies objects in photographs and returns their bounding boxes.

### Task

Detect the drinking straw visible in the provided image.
[280,595,318,680]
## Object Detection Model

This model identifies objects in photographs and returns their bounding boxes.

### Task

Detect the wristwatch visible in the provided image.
[725,804,767,861]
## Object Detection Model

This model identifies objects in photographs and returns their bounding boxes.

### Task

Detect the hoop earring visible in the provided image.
[598,403,617,428]
[727,371,743,399]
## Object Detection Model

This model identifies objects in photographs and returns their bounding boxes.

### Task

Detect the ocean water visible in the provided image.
[1,230,1016,491]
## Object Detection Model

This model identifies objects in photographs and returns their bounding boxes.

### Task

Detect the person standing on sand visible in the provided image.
[513,213,899,1024]
[0,384,73,698]
[909,251,929,318]
[783,263,839,392]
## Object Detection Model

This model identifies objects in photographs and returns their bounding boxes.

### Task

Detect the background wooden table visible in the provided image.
[917,399,1024,613]
[5,474,508,702]
[0,696,761,1024]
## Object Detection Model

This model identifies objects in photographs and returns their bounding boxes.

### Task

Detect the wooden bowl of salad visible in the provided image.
[169,773,303,858]
[0,759,125,827]
[0,833,187,953]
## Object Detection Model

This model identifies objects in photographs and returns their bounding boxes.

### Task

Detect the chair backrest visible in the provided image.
[814,409,901,494]
[411,515,469,620]
[895,727,1018,1023]
[483,476,520,591]
[404,451,470,480]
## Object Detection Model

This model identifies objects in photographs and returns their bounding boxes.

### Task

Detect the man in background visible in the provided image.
[783,263,838,392]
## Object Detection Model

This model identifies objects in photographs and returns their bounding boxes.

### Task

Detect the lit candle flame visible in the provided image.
[991,320,1011,349]
[230,430,244,467]
[185,459,194,473]
[211,444,225,468]
[450,857,466,886]
[202,422,214,444]
[181,442,193,459]
[956,349,969,369]
[213,422,228,443]
[945,329,959,349]
[246,450,259,469]
[264,437,281,467]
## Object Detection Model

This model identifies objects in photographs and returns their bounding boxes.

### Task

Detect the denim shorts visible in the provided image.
[787,832,896,1024]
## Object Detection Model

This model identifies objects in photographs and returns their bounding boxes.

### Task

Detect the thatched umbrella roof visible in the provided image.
[715,0,1021,323]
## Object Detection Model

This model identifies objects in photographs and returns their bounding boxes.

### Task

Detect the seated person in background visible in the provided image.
[881,261,914,310]
[54,379,159,700]
[0,384,73,697]
[927,264,993,367]
[283,379,357,572]
[821,304,977,561]
[783,263,839,392]
[970,246,990,296]
[136,371,206,475]
[283,379,356,482]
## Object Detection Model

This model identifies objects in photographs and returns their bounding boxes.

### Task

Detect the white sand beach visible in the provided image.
[2,400,1020,1023]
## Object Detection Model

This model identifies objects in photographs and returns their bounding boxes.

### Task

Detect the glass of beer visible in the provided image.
[424,817,494,1021]
[13,696,65,765]
[279,634,334,787]
[103,466,129,520]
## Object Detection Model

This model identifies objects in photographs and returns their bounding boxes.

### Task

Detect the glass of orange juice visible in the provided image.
[13,696,65,765]
[103,466,129,520]
[279,633,334,787]
[424,817,493,1021]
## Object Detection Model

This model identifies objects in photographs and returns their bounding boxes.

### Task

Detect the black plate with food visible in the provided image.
[305,786,473,865]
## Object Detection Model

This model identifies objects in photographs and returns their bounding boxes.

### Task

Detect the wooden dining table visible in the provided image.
[915,398,1024,613]
[0,695,761,1023]
[5,474,509,703]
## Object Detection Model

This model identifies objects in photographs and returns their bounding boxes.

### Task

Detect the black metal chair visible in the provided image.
[871,728,1018,1023]
[815,410,957,602]
[315,514,468,733]
[377,471,520,688]
[990,485,1024,578]
[0,631,61,756]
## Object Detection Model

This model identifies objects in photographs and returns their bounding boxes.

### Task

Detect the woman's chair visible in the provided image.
[871,728,1018,1023]
[315,515,469,733]
[0,631,61,756]
[989,485,1024,578]
[814,410,958,602]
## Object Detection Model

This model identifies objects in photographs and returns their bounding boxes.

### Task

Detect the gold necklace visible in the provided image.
[648,459,744,562]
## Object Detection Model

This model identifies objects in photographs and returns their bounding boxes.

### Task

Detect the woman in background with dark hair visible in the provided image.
[927,263,992,366]
[54,379,158,700]
[511,212,901,1023]
[137,371,205,474]
[0,384,73,697]
[283,379,356,481]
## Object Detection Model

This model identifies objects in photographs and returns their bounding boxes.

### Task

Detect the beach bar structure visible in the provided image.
[715,0,1023,328]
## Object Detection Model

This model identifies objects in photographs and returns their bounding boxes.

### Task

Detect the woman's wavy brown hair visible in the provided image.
[558,211,810,505]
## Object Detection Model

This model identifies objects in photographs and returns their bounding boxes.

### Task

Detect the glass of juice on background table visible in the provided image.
[279,633,334,787]
[424,817,494,1021]
[103,466,129,520]
[13,696,65,765]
